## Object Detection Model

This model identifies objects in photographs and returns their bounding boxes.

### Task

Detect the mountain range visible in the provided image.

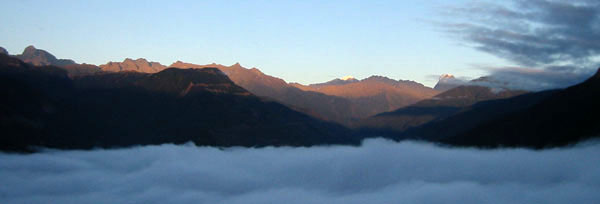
[168,61,359,125]
[0,53,358,152]
[1,45,599,151]
[169,61,440,126]
[3,45,439,126]
[1,45,102,77]
[291,75,440,118]
[100,59,441,125]
[100,58,166,73]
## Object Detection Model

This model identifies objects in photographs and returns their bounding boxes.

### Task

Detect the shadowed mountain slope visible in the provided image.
[170,61,401,126]
[397,68,600,148]
[0,54,358,152]
[291,76,440,115]
[431,68,600,148]
[60,63,103,77]
[357,86,527,134]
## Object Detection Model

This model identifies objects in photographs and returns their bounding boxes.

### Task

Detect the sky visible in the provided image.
[0,0,509,87]
[2,139,600,203]
[0,0,598,88]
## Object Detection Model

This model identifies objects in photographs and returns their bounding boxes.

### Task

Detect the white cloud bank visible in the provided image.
[1,139,600,204]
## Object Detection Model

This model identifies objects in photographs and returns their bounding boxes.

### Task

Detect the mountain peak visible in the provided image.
[122,58,150,64]
[363,75,396,83]
[23,45,37,54]
[434,74,465,92]
[16,45,76,66]
[308,77,359,87]
[231,62,242,68]
[439,74,455,80]
[341,76,356,81]
[101,58,165,73]
[0,47,7,55]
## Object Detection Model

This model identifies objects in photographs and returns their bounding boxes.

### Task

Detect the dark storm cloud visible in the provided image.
[444,0,600,67]
[1,139,600,204]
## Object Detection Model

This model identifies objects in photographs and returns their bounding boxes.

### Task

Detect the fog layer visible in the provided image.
[1,139,599,204]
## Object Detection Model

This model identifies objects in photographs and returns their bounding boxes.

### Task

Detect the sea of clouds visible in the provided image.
[1,138,599,204]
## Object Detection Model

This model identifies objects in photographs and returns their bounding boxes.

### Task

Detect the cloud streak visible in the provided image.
[470,65,596,90]
[437,0,600,90]
[444,0,600,67]
[1,139,599,204]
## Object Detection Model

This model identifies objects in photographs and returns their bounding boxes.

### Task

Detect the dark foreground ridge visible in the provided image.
[0,54,358,152]
[400,67,600,148]
[357,85,527,135]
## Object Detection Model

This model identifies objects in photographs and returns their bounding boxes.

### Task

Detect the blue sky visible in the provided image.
[1,0,515,86]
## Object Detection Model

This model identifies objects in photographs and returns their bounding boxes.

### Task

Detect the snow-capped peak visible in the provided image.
[434,74,465,91]
[341,76,356,81]
[439,74,455,80]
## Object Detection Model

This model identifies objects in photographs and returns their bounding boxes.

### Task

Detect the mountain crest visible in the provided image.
[595,67,600,78]
[23,45,37,54]
[341,76,356,81]
[143,68,248,96]
[135,58,150,63]
[434,74,465,91]
[100,58,166,73]
[0,47,7,55]
[362,75,399,84]
[439,74,455,80]
[16,45,76,66]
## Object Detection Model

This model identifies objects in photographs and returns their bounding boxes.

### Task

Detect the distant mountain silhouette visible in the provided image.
[433,74,464,91]
[172,62,363,124]
[358,85,527,135]
[308,77,359,87]
[170,61,291,97]
[15,45,76,66]
[291,75,440,120]
[399,68,600,148]
[4,45,102,77]
[65,59,441,126]
[295,76,437,100]
[0,55,358,152]
[100,58,166,73]
[170,61,433,126]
